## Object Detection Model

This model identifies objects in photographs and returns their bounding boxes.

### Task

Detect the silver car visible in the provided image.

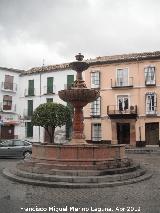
[0,139,32,158]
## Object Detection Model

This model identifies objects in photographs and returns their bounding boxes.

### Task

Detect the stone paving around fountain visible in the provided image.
[0,153,159,213]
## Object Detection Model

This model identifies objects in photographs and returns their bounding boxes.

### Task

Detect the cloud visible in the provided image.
[0,0,160,69]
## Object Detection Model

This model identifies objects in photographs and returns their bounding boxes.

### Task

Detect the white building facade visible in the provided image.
[0,67,23,140]
[0,64,76,142]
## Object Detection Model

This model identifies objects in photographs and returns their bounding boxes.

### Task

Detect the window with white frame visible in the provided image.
[91,71,100,88]
[145,66,155,85]
[91,97,101,116]
[117,68,128,86]
[92,123,101,141]
[146,92,157,114]
[3,95,12,110]
[117,95,129,111]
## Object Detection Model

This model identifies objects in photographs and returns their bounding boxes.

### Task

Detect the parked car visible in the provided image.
[0,139,32,158]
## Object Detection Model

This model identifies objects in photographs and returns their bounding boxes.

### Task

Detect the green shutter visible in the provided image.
[47,77,53,93]
[26,122,33,137]
[28,100,33,116]
[28,80,34,96]
[67,75,74,89]
[46,98,53,103]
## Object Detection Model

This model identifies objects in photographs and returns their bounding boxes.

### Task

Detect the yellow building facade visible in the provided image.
[84,51,160,146]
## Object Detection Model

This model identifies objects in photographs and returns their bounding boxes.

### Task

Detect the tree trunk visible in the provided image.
[50,127,55,143]
[45,127,55,144]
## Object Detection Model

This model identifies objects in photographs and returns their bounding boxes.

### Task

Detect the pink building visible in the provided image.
[84,51,160,147]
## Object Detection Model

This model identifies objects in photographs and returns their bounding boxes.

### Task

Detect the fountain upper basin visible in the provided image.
[58,88,100,107]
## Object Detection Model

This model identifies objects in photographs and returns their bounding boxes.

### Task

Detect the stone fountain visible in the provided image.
[59,53,100,144]
[3,54,152,188]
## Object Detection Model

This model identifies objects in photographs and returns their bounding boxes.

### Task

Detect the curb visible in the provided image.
[126,148,160,154]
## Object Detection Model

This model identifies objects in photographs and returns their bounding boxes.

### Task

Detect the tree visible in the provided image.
[31,102,72,144]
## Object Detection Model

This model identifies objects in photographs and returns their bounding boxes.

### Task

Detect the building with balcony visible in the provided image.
[19,64,76,143]
[0,67,24,139]
[83,51,160,146]
[1,51,160,146]
[0,64,76,142]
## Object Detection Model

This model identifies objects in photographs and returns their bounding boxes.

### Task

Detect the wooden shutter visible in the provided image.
[28,100,33,116]
[4,75,14,90]
[26,122,33,137]
[46,98,53,103]
[28,80,34,96]
[3,95,12,110]
[47,77,53,93]
[67,75,74,89]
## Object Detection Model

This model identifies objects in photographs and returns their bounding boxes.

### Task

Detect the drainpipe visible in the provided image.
[139,126,141,142]
[38,59,44,143]
[38,72,41,143]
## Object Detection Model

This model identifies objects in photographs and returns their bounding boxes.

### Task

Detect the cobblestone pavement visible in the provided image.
[0,153,160,213]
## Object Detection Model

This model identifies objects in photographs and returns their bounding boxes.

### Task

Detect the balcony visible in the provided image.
[24,88,35,97]
[107,105,137,119]
[1,82,17,92]
[43,86,55,95]
[111,77,133,89]
[0,104,16,113]
[145,80,156,86]
[146,110,157,116]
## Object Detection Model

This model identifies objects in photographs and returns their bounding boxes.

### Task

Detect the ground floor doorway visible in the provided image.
[145,122,159,145]
[117,123,130,144]
[1,125,14,139]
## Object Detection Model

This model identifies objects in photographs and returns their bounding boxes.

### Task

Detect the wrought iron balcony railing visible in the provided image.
[111,77,133,88]
[1,82,17,92]
[43,86,55,95]
[107,105,137,119]
[24,88,35,96]
[0,104,16,112]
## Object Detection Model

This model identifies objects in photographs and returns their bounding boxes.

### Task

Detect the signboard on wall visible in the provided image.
[0,113,19,125]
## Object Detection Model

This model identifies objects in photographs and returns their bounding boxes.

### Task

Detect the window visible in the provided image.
[3,95,12,110]
[67,75,74,89]
[146,93,157,114]
[117,96,129,111]
[91,72,100,88]
[117,68,128,86]
[145,66,155,85]
[1,140,13,147]
[26,122,33,137]
[28,100,33,117]
[91,97,101,116]
[46,98,53,103]
[28,80,34,96]
[47,77,54,93]
[92,123,101,141]
[4,75,14,90]
[13,140,24,146]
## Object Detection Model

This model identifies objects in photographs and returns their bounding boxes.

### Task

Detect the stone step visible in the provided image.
[3,168,152,188]
[18,158,132,172]
[126,148,160,154]
[19,163,139,176]
[12,166,145,183]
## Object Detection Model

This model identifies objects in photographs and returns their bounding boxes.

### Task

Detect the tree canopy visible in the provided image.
[31,102,72,143]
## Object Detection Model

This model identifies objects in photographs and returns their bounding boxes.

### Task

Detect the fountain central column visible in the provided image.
[59,53,100,145]
[71,105,85,144]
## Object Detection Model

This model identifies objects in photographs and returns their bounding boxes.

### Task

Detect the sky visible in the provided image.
[0,0,160,70]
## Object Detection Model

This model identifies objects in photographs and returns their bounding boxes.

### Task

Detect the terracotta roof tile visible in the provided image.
[21,51,160,75]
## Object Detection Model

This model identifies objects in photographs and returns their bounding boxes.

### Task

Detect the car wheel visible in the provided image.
[23,151,32,159]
